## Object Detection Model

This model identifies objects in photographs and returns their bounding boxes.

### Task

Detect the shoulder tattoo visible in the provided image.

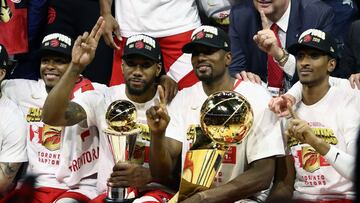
[64,102,87,125]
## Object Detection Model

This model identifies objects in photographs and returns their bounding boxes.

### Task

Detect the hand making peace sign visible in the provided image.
[71,16,105,73]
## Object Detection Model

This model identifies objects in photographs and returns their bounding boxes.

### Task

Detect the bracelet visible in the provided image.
[275,48,289,66]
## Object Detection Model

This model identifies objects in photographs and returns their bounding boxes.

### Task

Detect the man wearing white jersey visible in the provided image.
[1,21,107,202]
[146,25,285,202]
[42,33,176,202]
[99,0,201,89]
[0,44,27,196]
[267,29,359,202]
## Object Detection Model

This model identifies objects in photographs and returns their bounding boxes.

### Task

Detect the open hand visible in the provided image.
[102,13,122,49]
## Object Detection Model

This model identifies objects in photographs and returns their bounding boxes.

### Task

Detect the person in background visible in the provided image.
[41,32,177,202]
[146,25,284,202]
[267,29,358,202]
[0,44,27,197]
[228,0,334,96]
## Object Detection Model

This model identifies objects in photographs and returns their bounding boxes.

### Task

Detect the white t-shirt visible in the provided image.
[1,79,105,198]
[73,84,167,193]
[0,95,27,163]
[166,80,284,188]
[289,85,359,200]
[115,0,201,37]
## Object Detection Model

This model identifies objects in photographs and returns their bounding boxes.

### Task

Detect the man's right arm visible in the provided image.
[43,17,105,126]
[42,63,87,126]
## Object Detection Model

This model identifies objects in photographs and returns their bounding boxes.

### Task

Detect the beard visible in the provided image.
[125,77,154,96]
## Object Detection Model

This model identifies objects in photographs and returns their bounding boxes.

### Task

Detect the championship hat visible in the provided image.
[0,44,10,69]
[288,29,338,58]
[38,33,74,59]
[122,34,161,62]
[182,25,230,53]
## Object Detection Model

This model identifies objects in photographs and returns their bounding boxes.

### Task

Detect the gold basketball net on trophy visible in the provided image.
[170,91,253,202]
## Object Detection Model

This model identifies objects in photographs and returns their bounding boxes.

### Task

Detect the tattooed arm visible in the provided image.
[0,162,22,195]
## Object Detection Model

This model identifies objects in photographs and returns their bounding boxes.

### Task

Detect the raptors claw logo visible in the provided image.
[0,0,12,23]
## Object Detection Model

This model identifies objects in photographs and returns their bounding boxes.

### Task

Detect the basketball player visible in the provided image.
[0,44,27,196]
[42,33,176,202]
[146,25,285,202]
[267,29,359,202]
[1,18,107,202]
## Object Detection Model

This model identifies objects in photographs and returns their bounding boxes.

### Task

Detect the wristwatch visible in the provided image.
[275,48,289,66]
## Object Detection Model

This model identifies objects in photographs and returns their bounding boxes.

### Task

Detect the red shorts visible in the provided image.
[89,189,173,203]
[1,186,90,203]
[109,30,198,90]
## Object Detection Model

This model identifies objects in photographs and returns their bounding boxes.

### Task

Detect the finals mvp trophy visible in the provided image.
[103,100,140,203]
[170,91,254,202]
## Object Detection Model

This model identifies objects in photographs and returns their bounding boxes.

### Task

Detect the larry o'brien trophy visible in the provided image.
[103,100,140,203]
[169,91,254,202]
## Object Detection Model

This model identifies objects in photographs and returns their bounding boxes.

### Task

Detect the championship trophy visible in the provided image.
[170,91,253,202]
[103,100,140,203]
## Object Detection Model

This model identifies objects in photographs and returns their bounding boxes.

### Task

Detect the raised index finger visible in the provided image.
[287,106,300,120]
[260,10,270,30]
[89,16,105,41]
[157,85,167,108]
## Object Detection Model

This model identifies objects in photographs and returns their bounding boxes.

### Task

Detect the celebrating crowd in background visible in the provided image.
[1,0,360,202]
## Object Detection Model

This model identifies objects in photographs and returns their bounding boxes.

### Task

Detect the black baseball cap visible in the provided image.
[182,25,230,53]
[122,34,161,62]
[288,29,338,59]
[0,44,15,78]
[38,33,73,60]
[0,44,10,69]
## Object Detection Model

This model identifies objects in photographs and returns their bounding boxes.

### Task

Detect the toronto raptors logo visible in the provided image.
[196,31,205,39]
[303,34,312,43]
[50,39,60,47]
[47,7,56,24]
[135,41,144,49]
[42,124,62,151]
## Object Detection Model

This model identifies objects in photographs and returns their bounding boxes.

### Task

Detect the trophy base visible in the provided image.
[104,197,135,203]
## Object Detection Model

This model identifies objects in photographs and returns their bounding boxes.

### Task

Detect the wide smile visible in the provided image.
[43,73,60,81]
[196,63,211,73]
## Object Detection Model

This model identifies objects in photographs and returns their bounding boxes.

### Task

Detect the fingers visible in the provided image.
[146,106,160,123]
[89,17,105,41]
[235,73,242,80]
[240,71,249,81]
[157,85,167,108]
[253,74,262,84]
[113,161,130,171]
[349,73,360,89]
[260,10,270,30]
[113,24,122,42]
[287,105,300,119]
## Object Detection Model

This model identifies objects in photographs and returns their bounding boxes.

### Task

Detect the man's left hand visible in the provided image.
[107,162,152,188]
